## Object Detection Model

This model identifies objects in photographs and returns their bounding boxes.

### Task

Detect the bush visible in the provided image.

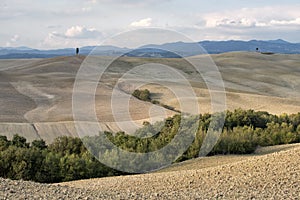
[132,89,151,101]
[0,135,123,183]
[1,109,300,182]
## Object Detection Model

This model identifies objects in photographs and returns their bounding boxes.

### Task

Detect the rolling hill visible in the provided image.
[1,143,299,199]
[1,39,300,59]
[0,52,299,143]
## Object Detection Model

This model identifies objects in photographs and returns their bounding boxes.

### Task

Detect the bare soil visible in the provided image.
[1,143,299,199]
[1,53,299,143]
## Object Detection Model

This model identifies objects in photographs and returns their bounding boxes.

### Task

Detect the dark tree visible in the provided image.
[132,89,151,101]
[0,135,9,151]
[31,139,47,150]
[12,134,29,148]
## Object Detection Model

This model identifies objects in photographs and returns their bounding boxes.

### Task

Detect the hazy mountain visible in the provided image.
[0,39,299,59]
[127,39,300,57]
[139,41,204,57]
[0,45,130,59]
[199,40,300,54]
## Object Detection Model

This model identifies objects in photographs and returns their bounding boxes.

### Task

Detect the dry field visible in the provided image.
[0,53,300,199]
[0,143,299,199]
[0,52,299,143]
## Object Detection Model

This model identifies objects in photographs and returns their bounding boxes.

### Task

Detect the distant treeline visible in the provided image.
[132,89,180,112]
[0,109,300,183]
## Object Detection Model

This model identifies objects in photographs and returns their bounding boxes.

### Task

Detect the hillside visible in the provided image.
[0,52,299,143]
[1,143,299,199]
[58,143,300,199]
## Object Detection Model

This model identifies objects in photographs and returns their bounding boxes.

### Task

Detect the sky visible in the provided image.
[1,0,300,49]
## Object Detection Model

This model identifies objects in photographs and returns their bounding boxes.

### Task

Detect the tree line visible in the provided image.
[0,135,124,183]
[90,109,300,163]
[132,89,180,112]
[0,109,300,183]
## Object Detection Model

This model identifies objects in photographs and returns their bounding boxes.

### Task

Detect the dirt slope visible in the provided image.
[0,53,299,143]
[57,143,300,199]
[1,143,299,199]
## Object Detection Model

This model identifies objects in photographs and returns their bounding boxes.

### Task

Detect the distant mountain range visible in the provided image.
[0,39,299,59]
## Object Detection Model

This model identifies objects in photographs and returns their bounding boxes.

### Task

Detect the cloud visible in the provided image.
[130,18,152,27]
[49,26,103,39]
[182,6,300,42]
[269,18,300,26]
[202,6,300,29]
[10,34,19,42]
[42,26,104,48]
[212,18,256,28]
[205,16,260,28]
[5,34,20,47]
[64,26,102,38]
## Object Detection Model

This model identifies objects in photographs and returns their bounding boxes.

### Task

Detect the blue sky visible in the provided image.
[1,0,300,49]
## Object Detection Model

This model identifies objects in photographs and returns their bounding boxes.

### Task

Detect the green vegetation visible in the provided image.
[132,89,180,113]
[0,135,124,183]
[86,109,300,163]
[0,109,300,183]
[132,89,151,102]
[185,109,300,158]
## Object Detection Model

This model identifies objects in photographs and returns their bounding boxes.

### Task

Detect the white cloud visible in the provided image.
[10,34,19,42]
[64,26,102,38]
[42,32,100,48]
[130,18,152,27]
[202,6,300,29]
[5,34,20,47]
[213,18,256,28]
[41,26,104,48]
[205,15,259,28]
[2,2,300,48]
[269,18,300,26]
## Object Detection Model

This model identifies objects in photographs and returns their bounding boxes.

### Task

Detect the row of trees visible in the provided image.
[0,109,300,182]
[132,89,179,112]
[0,136,123,183]
[87,109,300,163]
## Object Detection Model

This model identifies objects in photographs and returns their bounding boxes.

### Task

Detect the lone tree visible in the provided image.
[132,89,151,101]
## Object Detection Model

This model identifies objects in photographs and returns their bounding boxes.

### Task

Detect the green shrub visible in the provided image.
[132,89,151,101]
[1,109,300,182]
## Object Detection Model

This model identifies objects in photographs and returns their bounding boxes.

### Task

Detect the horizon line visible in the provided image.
[1,38,299,51]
